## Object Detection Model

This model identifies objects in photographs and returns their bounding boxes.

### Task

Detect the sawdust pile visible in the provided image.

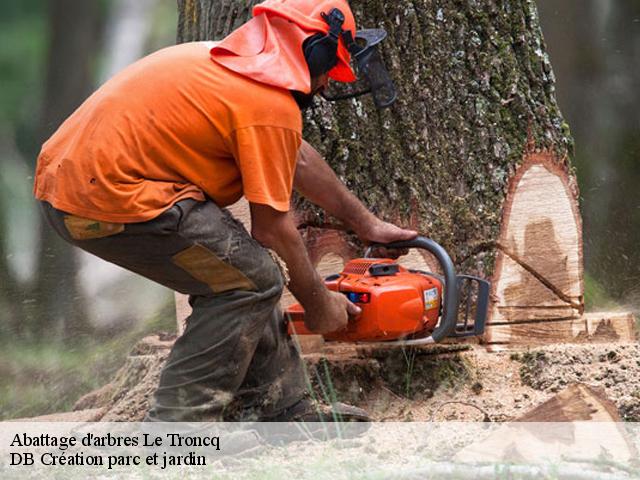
[64,334,640,423]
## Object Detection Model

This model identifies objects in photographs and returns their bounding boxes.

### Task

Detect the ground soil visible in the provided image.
[307,341,640,422]
[25,334,639,423]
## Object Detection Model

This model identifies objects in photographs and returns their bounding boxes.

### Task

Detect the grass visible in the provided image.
[400,348,418,398]
[584,272,619,312]
[0,300,176,420]
[584,272,640,332]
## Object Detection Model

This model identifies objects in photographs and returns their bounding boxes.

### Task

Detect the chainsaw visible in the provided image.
[286,237,490,345]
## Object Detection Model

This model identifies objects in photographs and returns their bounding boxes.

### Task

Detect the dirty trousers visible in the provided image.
[41,199,306,421]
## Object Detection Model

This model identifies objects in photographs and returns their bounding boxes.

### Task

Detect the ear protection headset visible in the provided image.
[302,7,398,108]
[303,8,352,77]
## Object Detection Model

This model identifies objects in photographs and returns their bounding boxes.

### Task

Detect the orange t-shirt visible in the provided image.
[34,42,303,222]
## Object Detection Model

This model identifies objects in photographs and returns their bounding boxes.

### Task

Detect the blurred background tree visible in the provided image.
[0,0,637,419]
[538,1,640,305]
[0,0,177,419]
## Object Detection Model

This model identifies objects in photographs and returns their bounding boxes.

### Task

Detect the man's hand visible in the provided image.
[354,217,418,244]
[303,291,361,335]
[354,217,418,259]
[251,202,362,334]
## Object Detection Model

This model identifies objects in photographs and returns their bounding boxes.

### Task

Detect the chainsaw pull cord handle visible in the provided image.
[364,236,459,344]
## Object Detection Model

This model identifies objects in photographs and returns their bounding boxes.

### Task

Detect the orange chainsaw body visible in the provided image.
[286,258,442,342]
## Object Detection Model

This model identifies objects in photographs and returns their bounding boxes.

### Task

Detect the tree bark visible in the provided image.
[176,0,585,343]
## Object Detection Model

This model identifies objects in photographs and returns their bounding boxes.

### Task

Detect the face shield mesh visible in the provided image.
[356,46,397,108]
[321,29,397,109]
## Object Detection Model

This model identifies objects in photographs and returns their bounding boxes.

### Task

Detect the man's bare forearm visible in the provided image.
[293,140,376,236]
[249,202,358,333]
[294,140,418,247]
[249,202,329,310]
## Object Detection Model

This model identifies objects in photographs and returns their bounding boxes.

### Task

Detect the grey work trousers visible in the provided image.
[41,199,306,421]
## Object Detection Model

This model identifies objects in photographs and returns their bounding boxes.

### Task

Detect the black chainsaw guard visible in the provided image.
[450,275,490,338]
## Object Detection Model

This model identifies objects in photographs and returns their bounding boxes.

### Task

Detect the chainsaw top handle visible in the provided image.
[365,236,459,344]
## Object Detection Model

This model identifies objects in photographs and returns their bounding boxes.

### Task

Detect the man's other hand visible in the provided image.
[303,291,361,335]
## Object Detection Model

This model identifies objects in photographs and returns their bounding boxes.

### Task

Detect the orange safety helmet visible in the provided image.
[254,0,357,83]
[210,0,358,94]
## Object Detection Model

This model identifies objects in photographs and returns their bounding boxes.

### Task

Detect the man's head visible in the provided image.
[253,0,357,109]
[291,72,329,110]
[210,1,396,109]
[311,73,330,94]
[254,0,358,83]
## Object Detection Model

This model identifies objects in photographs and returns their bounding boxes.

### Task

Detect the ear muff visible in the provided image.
[303,33,339,77]
[303,8,346,77]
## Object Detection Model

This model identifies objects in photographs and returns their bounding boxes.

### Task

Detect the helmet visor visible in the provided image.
[323,29,397,108]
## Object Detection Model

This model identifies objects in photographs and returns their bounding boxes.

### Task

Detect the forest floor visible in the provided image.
[8,334,640,479]
[305,341,640,423]
[21,333,640,423]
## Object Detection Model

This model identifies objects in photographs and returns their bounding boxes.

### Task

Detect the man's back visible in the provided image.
[34,41,302,222]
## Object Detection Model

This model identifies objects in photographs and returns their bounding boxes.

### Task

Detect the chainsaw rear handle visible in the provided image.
[365,236,459,344]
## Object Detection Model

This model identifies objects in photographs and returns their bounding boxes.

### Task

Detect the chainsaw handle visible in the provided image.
[365,236,459,343]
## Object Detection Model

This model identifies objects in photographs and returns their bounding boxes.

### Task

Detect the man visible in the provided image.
[34,0,416,421]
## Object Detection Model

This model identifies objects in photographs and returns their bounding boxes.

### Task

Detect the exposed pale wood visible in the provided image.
[398,249,440,275]
[517,383,621,422]
[496,303,577,322]
[313,252,345,280]
[455,384,637,465]
[301,229,354,265]
[291,334,325,355]
[226,196,252,230]
[584,311,637,342]
[485,311,636,345]
[280,250,345,309]
[279,289,297,309]
[485,155,583,343]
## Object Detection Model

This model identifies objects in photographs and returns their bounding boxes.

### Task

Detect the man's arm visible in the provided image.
[250,202,360,334]
[294,140,418,245]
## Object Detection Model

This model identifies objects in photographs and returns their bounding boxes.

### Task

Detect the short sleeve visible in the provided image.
[226,126,302,212]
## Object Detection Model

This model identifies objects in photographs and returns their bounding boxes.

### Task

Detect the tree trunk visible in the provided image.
[101,0,157,82]
[0,199,25,337]
[176,0,587,344]
[31,0,104,340]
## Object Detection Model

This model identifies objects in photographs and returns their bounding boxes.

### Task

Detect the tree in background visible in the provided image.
[0,0,180,421]
[538,0,640,302]
[32,0,105,339]
[0,0,103,341]
[1,0,179,343]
